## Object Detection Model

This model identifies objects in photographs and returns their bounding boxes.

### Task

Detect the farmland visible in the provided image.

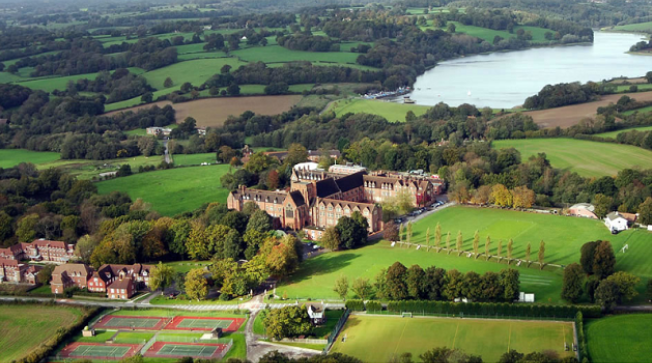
[327,98,430,122]
[623,106,652,115]
[0,149,61,169]
[331,315,575,363]
[96,164,231,216]
[0,304,82,363]
[492,138,652,177]
[586,314,652,363]
[106,95,303,127]
[610,21,652,33]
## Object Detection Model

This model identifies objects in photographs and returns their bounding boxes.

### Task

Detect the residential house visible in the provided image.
[605,212,629,233]
[74,263,153,299]
[307,305,326,325]
[50,264,92,294]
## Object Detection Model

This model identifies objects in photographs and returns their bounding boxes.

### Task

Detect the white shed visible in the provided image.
[605,212,629,233]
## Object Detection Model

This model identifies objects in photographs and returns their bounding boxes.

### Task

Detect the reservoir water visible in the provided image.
[409,32,651,108]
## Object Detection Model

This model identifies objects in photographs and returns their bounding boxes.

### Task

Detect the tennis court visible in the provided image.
[165,316,245,332]
[93,315,168,330]
[59,342,140,360]
[144,342,228,359]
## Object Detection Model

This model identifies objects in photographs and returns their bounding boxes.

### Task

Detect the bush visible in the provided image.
[365,300,382,312]
[345,299,365,311]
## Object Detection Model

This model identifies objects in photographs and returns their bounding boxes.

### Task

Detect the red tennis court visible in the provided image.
[59,342,140,360]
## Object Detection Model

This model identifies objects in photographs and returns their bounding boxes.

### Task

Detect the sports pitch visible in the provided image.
[586,314,652,363]
[166,316,245,332]
[145,342,227,358]
[93,316,167,330]
[330,315,575,362]
[60,342,139,359]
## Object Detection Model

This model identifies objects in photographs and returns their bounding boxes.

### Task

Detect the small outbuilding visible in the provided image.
[307,305,326,326]
[605,212,629,233]
[568,203,598,219]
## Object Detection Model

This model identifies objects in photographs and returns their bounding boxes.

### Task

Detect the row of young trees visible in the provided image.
[333,261,520,303]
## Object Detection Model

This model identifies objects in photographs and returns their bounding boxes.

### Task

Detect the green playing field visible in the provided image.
[156,344,218,357]
[177,319,233,329]
[71,345,130,357]
[331,315,575,362]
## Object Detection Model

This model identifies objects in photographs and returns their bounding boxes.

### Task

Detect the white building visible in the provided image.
[605,212,629,233]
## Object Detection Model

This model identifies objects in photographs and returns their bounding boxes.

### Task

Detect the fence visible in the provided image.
[323,308,350,354]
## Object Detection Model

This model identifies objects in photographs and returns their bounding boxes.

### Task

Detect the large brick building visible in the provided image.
[0,258,42,285]
[227,168,441,236]
[0,239,76,263]
[51,263,153,299]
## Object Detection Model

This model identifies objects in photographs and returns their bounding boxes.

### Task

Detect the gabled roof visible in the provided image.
[335,171,364,193]
[605,212,627,222]
[315,178,341,198]
[288,190,306,207]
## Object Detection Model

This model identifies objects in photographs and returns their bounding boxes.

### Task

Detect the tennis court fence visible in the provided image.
[323,309,350,354]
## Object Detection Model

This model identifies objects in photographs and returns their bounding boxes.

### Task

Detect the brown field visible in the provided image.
[105,95,303,127]
[523,91,652,128]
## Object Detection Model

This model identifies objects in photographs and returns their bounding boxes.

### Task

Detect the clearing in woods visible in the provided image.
[521,91,652,128]
[104,95,303,127]
[0,305,82,363]
[586,314,652,363]
[492,138,652,177]
[331,315,575,363]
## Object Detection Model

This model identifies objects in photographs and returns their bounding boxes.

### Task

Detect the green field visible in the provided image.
[594,125,652,138]
[231,45,364,66]
[611,21,652,33]
[172,153,218,166]
[280,206,647,303]
[0,305,82,362]
[328,98,430,122]
[12,67,145,93]
[96,164,231,216]
[421,22,552,43]
[142,58,248,90]
[36,155,165,179]
[331,315,574,362]
[0,149,61,168]
[586,315,652,363]
[492,138,652,177]
[623,106,652,116]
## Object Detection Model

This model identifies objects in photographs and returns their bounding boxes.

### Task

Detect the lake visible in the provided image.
[408,32,651,109]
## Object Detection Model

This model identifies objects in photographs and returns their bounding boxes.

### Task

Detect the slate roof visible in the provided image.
[335,171,365,193]
[315,178,341,198]
[289,190,306,207]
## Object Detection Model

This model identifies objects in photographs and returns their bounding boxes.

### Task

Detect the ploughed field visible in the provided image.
[492,138,652,178]
[96,164,231,216]
[331,315,575,363]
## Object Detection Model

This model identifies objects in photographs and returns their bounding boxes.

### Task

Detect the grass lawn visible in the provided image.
[253,313,266,335]
[611,21,652,33]
[280,206,647,303]
[594,125,652,139]
[422,22,551,43]
[622,106,652,116]
[586,314,652,363]
[171,153,218,167]
[164,261,212,273]
[0,149,60,168]
[0,304,82,362]
[327,98,430,122]
[231,45,364,66]
[613,230,652,304]
[114,331,155,344]
[492,138,652,178]
[331,315,574,362]
[96,164,231,216]
[36,155,164,179]
[77,329,116,343]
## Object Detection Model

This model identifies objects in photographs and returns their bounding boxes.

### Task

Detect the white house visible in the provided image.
[605,212,629,233]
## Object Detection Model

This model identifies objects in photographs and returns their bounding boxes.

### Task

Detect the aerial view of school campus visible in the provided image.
[0,0,652,362]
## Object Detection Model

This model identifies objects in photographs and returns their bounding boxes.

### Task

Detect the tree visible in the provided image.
[406,222,413,244]
[501,268,520,302]
[399,223,404,242]
[472,231,479,258]
[443,269,465,300]
[538,240,545,270]
[351,277,373,300]
[491,184,513,207]
[580,241,599,275]
[227,83,240,96]
[638,197,652,225]
[647,279,652,302]
[606,271,640,302]
[185,221,210,260]
[333,275,349,300]
[512,186,535,208]
[499,350,524,363]
[434,223,441,250]
[264,235,301,278]
[595,279,619,310]
[320,226,341,250]
[0,211,13,242]
[116,164,132,177]
[374,268,388,299]
[221,64,232,74]
[180,82,193,93]
[497,240,503,261]
[593,240,615,279]
[267,170,280,190]
[384,221,399,242]
[336,215,367,249]
[37,264,55,285]
[593,194,613,219]
[456,231,464,256]
[405,110,417,122]
[16,213,39,242]
[75,235,98,263]
[163,77,173,88]
[406,265,426,299]
[646,71,652,84]
[263,305,312,340]
[141,92,153,104]
[185,268,208,301]
[445,232,451,253]
[561,263,584,303]
[247,210,272,233]
[507,239,513,264]
[447,22,456,33]
[150,262,175,291]
[525,242,531,263]
[485,235,491,261]
[386,262,408,300]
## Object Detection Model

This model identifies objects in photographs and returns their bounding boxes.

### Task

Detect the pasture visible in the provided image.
[172,153,218,166]
[610,21,652,33]
[331,315,575,362]
[522,91,652,128]
[327,98,430,122]
[141,58,248,90]
[0,149,60,169]
[106,95,303,127]
[594,125,652,138]
[492,138,652,177]
[230,44,364,67]
[0,304,82,362]
[96,164,231,216]
[586,314,652,363]
[622,106,652,116]
[36,155,164,179]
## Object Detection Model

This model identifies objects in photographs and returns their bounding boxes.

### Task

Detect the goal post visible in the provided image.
[401,312,413,318]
